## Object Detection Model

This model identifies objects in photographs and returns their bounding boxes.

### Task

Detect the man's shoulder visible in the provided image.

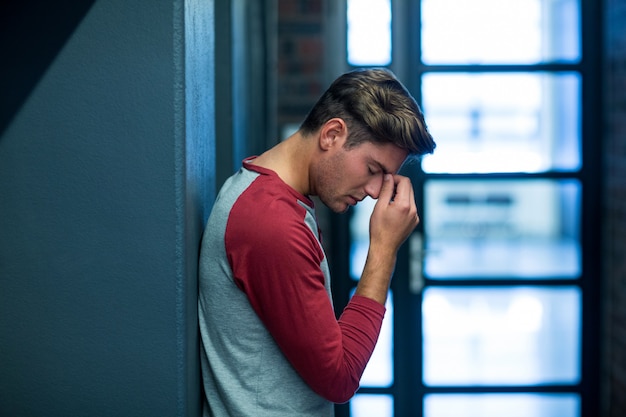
[231,187,308,233]
[233,171,309,217]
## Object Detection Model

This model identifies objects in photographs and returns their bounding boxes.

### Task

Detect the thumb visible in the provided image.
[378,174,395,203]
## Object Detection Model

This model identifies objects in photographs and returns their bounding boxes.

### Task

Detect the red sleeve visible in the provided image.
[225,187,385,403]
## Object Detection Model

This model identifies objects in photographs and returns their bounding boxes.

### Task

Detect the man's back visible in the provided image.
[198,164,333,417]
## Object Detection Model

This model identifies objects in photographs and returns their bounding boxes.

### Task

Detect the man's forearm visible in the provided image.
[354,248,397,305]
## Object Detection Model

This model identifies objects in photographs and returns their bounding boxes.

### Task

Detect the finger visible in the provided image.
[406,178,416,207]
[391,175,412,203]
[392,176,419,220]
[378,173,395,203]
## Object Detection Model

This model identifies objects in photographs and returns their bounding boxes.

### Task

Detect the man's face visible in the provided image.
[313,140,408,213]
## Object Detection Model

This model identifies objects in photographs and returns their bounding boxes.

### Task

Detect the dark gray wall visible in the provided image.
[0,0,214,415]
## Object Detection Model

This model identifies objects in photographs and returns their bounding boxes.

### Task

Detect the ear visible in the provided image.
[319,118,348,151]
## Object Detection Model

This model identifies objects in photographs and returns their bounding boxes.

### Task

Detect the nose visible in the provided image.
[364,175,384,199]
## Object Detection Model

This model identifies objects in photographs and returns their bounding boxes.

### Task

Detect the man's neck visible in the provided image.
[249,132,313,196]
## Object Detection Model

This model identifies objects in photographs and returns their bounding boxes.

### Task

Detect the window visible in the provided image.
[333,1,601,416]
[347,0,392,66]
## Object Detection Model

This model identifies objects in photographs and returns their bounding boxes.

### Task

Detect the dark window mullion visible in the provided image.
[578,0,603,415]
[422,384,583,395]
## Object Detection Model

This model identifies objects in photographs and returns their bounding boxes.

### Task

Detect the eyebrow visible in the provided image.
[374,160,393,175]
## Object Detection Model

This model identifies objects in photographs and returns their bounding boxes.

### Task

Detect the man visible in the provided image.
[198,68,436,416]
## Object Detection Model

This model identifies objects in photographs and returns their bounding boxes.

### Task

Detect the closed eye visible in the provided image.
[368,159,392,176]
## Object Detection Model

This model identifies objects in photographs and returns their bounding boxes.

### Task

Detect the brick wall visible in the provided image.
[275,0,334,254]
[604,1,626,416]
[276,0,325,138]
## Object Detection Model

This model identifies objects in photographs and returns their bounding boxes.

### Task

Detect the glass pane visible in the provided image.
[421,72,581,174]
[347,0,392,66]
[424,179,581,279]
[350,197,376,280]
[424,393,580,417]
[349,200,394,387]
[349,286,394,387]
[422,286,581,386]
[351,394,393,417]
[421,0,580,64]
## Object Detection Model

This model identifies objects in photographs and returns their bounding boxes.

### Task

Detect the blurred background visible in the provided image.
[0,1,622,416]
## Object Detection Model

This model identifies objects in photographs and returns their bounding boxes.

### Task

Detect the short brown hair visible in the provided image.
[300,68,436,158]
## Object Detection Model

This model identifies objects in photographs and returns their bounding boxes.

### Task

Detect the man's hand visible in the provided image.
[355,174,419,305]
[369,174,419,255]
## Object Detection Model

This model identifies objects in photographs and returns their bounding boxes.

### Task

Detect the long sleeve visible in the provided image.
[225,174,385,403]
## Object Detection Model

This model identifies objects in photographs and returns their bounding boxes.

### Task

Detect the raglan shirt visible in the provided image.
[198,159,386,417]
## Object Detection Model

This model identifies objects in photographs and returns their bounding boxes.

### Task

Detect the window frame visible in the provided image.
[330,0,603,416]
